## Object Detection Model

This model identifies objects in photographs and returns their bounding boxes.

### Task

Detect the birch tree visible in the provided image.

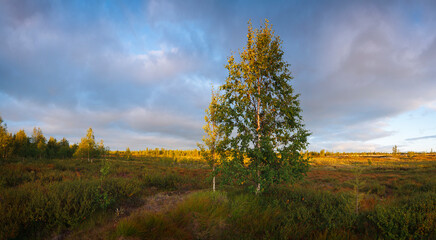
[31,127,47,159]
[215,20,310,194]
[0,116,13,159]
[74,128,97,162]
[198,87,222,192]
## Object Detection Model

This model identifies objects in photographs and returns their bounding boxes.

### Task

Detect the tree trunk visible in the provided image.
[256,79,261,195]
[213,165,216,192]
[256,170,261,194]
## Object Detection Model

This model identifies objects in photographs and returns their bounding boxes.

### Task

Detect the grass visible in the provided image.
[113,188,357,239]
[0,156,208,239]
[1,153,435,239]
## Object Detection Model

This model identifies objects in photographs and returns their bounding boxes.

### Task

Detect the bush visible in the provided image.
[368,192,436,239]
[226,186,356,239]
[141,173,184,190]
[115,188,357,240]
[0,177,143,239]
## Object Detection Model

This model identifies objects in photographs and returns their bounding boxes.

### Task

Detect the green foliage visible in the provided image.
[115,188,356,240]
[198,87,222,191]
[0,117,13,159]
[215,20,310,193]
[115,191,229,240]
[0,117,78,160]
[13,130,31,158]
[0,156,208,239]
[0,180,100,239]
[1,133,435,240]
[31,127,47,159]
[350,163,367,214]
[74,128,106,161]
[98,159,113,209]
[141,173,185,190]
[368,192,436,239]
[74,128,95,160]
[0,176,143,239]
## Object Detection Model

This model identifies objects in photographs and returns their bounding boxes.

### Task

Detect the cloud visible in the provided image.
[296,2,436,150]
[1,0,436,151]
[0,95,204,150]
[406,135,436,141]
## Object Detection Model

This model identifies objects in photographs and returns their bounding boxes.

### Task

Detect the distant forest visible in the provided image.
[0,116,201,160]
[1,116,426,161]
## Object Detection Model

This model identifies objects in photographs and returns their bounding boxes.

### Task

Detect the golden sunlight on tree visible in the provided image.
[198,87,223,192]
[214,19,310,194]
[74,128,98,162]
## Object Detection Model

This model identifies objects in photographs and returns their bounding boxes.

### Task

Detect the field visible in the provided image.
[1,153,435,239]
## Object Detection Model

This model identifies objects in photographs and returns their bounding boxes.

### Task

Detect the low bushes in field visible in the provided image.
[0,178,142,239]
[114,187,357,239]
[0,157,208,239]
[1,156,435,239]
[114,184,436,239]
[140,172,207,190]
[368,192,436,239]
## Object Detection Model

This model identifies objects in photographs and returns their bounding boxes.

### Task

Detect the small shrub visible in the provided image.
[141,173,183,190]
[368,192,436,239]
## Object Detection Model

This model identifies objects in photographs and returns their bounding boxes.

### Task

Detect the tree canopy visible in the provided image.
[215,20,310,193]
[74,128,99,161]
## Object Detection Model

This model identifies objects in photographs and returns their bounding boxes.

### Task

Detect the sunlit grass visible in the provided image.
[1,153,435,239]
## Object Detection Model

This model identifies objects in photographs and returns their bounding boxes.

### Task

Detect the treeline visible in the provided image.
[305,150,434,158]
[112,148,201,159]
[0,116,107,160]
[0,118,76,159]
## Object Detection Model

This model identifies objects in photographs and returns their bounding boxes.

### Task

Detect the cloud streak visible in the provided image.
[406,135,436,141]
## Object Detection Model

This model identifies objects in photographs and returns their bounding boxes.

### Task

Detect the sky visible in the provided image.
[1,0,436,152]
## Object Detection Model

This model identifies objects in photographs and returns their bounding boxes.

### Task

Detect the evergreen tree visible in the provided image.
[215,20,310,194]
[47,136,58,159]
[58,138,71,158]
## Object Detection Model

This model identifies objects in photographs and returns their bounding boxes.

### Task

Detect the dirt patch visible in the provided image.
[138,190,194,213]
[60,190,197,240]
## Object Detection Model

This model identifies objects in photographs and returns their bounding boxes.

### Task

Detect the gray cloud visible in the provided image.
[406,135,436,141]
[1,0,436,151]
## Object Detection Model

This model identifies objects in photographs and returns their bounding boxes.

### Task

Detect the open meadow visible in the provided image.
[3,1,436,240]
[1,152,435,239]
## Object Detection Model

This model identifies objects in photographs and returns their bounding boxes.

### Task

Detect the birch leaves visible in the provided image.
[202,20,310,193]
